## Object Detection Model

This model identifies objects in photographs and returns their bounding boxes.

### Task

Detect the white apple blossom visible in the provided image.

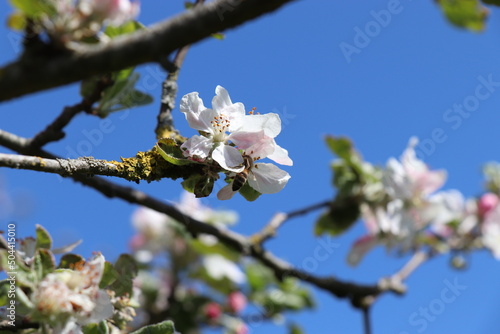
[180,86,289,173]
[217,130,292,200]
[425,190,478,238]
[347,200,421,266]
[383,137,446,201]
[31,253,113,331]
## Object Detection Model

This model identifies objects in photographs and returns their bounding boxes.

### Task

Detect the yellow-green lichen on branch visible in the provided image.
[111,147,202,183]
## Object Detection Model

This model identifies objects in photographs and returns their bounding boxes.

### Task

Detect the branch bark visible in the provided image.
[0,129,402,306]
[0,0,296,102]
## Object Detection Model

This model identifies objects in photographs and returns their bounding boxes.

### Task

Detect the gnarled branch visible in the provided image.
[0,0,296,101]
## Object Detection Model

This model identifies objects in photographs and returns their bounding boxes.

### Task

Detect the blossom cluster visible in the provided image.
[179,86,293,200]
[13,0,139,44]
[30,253,114,333]
[129,192,249,333]
[348,137,500,265]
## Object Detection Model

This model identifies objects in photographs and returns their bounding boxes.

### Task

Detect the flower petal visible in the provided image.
[180,92,213,132]
[181,135,213,160]
[230,131,275,159]
[212,86,233,111]
[267,143,293,166]
[347,235,378,266]
[212,144,244,172]
[217,184,237,201]
[241,113,281,138]
[248,163,290,194]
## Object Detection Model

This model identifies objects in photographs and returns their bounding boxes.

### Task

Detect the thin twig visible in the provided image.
[155,0,205,140]
[28,74,113,148]
[362,306,372,334]
[390,250,430,282]
[251,200,330,244]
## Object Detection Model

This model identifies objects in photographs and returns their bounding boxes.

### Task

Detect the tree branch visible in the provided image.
[155,0,205,140]
[0,129,403,307]
[0,0,296,102]
[251,200,331,244]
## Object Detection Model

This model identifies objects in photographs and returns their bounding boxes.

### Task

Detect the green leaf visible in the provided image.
[7,12,26,30]
[314,199,360,237]
[437,0,487,31]
[33,248,56,280]
[0,249,36,289]
[156,138,193,166]
[105,20,144,38]
[194,177,215,198]
[9,0,55,17]
[184,2,194,9]
[182,175,200,193]
[82,321,109,334]
[35,224,52,250]
[325,136,353,161]
[58,253,85,269]
[239,181,261,201]
[15,287,35,315]
[0,280,10,306]
[130,320,176,334]
[288,323,305,334]
[108,254,138,296]
[245,262,275,292]
[99,261,118,289]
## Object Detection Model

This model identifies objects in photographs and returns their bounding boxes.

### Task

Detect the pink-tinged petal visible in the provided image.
[212,145,244,172]
[230,131,276,159]
[180,92,213,132]
[479,193,500,217]
[217,184,237,200]
[241,113,281,138]
[347,235,378,266]
[414,170,447,197]
[248,163,290,194]
[212,86,233,111]
[229,130,267,150]
[267,143,293,166]
[181,135,212,160]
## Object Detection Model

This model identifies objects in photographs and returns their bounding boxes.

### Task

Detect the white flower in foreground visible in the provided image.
[383,137,446,201]
[217,131,292,200]
[31,253,113,330]
[202,254,246,284]
[180,86,284,172]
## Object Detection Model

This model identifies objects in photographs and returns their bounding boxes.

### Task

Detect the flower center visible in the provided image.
[211,114,231,142]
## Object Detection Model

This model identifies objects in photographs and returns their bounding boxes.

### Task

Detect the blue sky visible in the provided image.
[1,0,500,333]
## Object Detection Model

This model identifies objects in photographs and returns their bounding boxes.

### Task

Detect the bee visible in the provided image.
[232,155,254,191]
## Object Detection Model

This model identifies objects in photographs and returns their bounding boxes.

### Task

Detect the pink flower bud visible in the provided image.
[204,302,222,321]
[227,291,247,313]
[478,193,499,217]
